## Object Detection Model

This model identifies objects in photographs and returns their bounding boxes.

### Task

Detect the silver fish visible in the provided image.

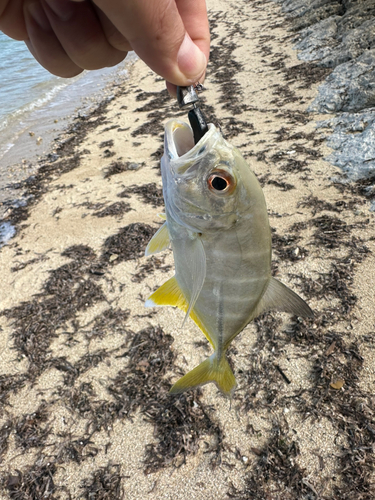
[145,119,312,396]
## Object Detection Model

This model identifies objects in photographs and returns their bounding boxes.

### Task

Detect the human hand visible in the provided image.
[0,0,209,92]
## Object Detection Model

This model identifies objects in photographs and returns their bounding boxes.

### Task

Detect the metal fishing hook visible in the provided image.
[176,85,208,145]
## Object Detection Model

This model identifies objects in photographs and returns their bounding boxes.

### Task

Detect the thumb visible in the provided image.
[92,0,209,86]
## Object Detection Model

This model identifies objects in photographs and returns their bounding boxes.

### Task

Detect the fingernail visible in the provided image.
[27,1,51,31]
[177,33,207,83]
[43,0,76,21]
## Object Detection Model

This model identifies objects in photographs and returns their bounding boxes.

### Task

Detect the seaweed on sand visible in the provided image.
[298,195,342,216]
[80,463,124,500]
[15,403,51,450]
[285,62,331,89]
[3,462,58,500]
[272,228,309,262]
[131,255,172,283]
[121,183,165,208]
[228,424,315,500]
[93,202,133,218]
[236,312,284,413]
[310,215,350,249]
[99,140,114,149]
[0,421,13,460]
[103,161,143,179]
[2,245,105,380]
[83,307,130,343]
[5,98,115,227]
[108,325,224,472]
[100,223,155,265]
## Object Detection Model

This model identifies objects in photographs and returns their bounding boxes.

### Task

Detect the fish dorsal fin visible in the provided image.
[145,222,170,256]
[255,277,313,318]
[145,275,215,348]
[182,236,206,326]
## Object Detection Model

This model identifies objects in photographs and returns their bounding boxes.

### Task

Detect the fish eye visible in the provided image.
[211,176,227,190]
[207,170,236,194]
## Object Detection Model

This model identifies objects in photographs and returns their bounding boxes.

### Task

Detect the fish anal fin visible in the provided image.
[255,277,313,318]
[145,276,215,348]
[145,222,170,256]
[170,354,236,396]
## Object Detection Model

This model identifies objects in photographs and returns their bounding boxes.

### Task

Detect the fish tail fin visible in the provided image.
[170,353,236,396]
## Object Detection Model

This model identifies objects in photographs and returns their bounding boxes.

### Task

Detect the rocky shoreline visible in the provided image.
[275,0,375,196]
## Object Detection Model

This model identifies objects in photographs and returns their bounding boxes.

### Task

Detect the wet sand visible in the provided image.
[0,0,374,498]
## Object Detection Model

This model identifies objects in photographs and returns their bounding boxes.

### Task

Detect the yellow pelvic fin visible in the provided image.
[145,222,170,256]
[170,353,236,396]
[145,275,185,309]
[145,276,215,348]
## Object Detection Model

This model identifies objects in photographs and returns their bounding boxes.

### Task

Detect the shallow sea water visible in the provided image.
[0,33,135,227]
[0,32,134,169]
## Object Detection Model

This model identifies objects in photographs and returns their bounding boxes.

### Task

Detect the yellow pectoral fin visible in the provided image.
[145,276,215,348]
[145,222,170,256]
[170,353,236,396]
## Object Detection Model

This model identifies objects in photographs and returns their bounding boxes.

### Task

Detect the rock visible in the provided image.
[274,0,344,30]
[128,163,141,171]
[273,0,375,189]
[320,18,375,68]
[317,111,375,179]
[296,17,375,69]
[308,49,375,113]
[295,16,340,62]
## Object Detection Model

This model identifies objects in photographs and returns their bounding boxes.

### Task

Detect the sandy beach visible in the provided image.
[0,0,375,498]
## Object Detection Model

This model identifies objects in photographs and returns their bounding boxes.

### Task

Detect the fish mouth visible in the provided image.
[164,119,216,168]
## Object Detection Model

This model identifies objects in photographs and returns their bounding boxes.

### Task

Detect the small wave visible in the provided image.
[0,81,70,133]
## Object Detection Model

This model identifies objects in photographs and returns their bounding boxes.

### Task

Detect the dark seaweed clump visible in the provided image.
[311,215,350,249]
[272,228,309,262]
[93,201,133,218]
[132,255,172,283]
[3,462,57,500]
[80,463,124,500]
[99,140,114,149]
[229,426,313,500]
[15,403,50,450]
[119,183,165,208]
[101,223,155,265]
[103,161,142,179]
[108,325,224,473]
[2,245,105,380]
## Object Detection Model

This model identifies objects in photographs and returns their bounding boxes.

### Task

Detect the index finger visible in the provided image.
[92,0,210,86]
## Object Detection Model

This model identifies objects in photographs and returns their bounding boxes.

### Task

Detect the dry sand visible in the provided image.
[0,0,374,499]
